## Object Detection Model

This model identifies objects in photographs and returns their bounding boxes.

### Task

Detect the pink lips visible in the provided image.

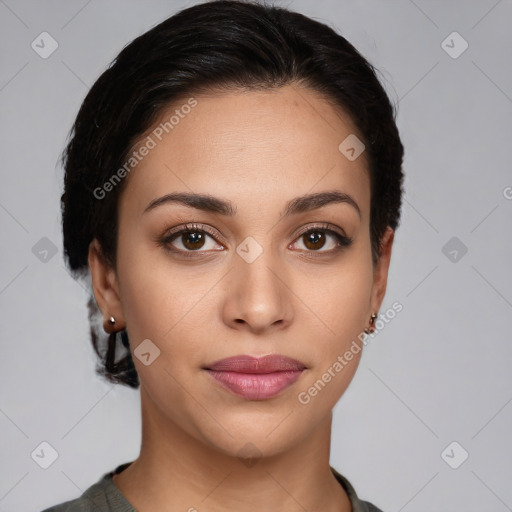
[203,355,306,400]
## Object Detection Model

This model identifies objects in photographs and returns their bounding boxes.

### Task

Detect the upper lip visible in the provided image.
[203,355,306,373]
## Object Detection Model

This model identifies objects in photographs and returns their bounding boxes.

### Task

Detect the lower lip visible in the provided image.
[204,370,304,400]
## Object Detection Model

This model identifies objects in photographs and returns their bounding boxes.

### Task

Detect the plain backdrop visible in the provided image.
[1,1,511,511]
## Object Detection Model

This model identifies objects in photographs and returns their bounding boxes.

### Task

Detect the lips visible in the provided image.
[204,354,306,373]
[203,355,306,400]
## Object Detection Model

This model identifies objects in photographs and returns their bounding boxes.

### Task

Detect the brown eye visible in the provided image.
[290,226,353,254]
[160,223,225,255]
[180,231,206,250]
[303,231,326,250]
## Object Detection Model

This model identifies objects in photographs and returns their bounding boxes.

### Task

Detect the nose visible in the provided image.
[222,246,293,334]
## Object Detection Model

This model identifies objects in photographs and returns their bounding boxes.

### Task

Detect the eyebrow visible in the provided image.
[143,190,361,219]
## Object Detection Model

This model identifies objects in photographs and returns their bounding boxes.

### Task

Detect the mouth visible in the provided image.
[202,354,307,400]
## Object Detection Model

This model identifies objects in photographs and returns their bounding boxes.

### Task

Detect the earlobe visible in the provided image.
[88,238,125,332]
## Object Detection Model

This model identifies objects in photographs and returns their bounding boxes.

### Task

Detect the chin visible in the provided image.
[193,413,312,461]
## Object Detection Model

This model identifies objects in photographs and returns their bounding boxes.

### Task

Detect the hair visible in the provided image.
[60,0,404,389]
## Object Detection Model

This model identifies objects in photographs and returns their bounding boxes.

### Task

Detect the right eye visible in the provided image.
[160,223,225,255]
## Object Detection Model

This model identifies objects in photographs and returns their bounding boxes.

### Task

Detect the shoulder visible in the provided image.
[359,502,385,512]
[40,485,104,512]
[40,462,135,512]
[40,479,110,512]
[41,498,96,512]
[330,466,385,512]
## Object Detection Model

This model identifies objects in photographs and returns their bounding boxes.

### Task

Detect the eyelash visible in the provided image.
[159,222,353,258]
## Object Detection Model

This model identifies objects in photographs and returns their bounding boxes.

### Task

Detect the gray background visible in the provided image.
[1,1,511,511]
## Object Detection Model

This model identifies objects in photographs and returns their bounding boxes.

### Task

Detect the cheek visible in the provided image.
[293,249,372,404]
[116,245,228,389]
[298,248,373,341]
[295,272,370,411]
[321,273,371,340]
[297,360,360,414]
[116,229,210,340]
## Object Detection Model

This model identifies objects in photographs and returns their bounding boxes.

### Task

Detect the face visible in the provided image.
[89,84,393,459]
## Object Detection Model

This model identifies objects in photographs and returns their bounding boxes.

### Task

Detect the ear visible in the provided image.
[369,226,394,316]
[88,238,125,333]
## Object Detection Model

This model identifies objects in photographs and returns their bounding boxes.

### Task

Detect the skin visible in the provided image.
[88,84,394,512]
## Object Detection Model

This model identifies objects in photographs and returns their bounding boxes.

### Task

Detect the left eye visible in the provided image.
[290,228,351,252]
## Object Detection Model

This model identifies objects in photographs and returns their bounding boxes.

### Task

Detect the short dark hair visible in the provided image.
[60,0,404,388]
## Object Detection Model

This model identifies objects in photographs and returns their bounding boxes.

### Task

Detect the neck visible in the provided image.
[113,385,352,512]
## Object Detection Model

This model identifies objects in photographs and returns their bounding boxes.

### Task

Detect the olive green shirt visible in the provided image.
[41,462,383,512]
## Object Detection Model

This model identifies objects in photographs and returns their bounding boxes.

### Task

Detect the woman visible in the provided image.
[43,0,404,510]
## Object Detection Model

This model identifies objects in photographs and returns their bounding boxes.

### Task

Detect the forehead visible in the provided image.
[119,85,370,222]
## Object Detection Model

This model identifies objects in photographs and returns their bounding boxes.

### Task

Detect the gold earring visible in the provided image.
[364,313,377,334]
